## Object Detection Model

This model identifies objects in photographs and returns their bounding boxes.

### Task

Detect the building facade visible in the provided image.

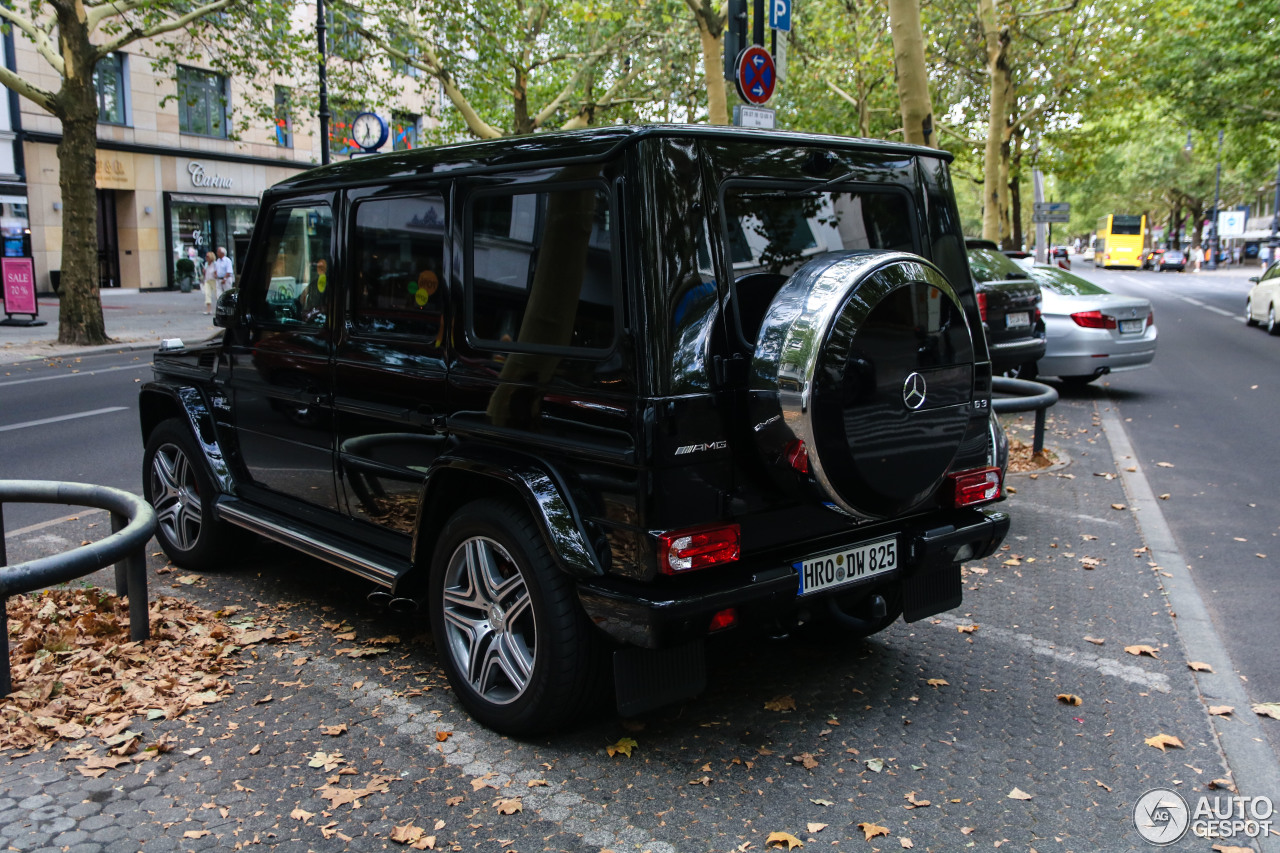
[10,16,434,292]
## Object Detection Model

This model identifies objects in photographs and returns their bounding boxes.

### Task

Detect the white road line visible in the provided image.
[2,508,107,540]
[0,406,128,432]
[0,363,148,387]
[1112,277,1247,322]
[1099,400,1280,834]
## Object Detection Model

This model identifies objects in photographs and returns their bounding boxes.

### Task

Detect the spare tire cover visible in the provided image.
[749,251,976,520]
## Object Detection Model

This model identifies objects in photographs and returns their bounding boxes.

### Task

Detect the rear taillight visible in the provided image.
[977,291,989,323]
[1146,310,1154,327]
[1070,310,1116,329]
[659,524,741,574]
[784,439,810,474]
[948,467,1002,507]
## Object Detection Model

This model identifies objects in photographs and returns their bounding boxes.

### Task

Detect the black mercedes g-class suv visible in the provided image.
[140,126,1010,734]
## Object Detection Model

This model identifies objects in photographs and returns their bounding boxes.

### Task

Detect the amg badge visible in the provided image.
[674,441,728,456]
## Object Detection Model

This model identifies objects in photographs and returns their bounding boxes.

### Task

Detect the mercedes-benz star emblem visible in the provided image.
[902,372,928,410]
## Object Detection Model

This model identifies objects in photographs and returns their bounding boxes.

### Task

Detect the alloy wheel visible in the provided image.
[149,442,203,551]
[441,537,537,705]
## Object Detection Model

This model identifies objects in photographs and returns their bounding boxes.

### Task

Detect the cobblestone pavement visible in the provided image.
[2,390,1273,853]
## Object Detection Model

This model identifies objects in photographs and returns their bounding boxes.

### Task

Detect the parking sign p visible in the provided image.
[770,0,791,31]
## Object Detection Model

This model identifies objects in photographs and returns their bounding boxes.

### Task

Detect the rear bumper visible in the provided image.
[578,508,1010,649]
[988,336,1047,372]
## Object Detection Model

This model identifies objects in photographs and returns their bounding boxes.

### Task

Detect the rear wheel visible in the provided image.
[143,419,231,572]
[1269,305,1279,336]
[1246,299,1258,326]
[429,499,604,735]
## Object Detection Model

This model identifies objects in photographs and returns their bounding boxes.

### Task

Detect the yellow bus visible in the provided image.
[1094,214,1146,269]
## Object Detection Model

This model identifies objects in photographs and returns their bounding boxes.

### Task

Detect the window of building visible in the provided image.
[94,53,128,126]
[328,98,362,156]
[255,204,333,326]
[274,86,293,148]
[178,66,228,138]
[392,113,419,151]
[350,193,446,339]
[389,33,423,78]
[468,186,616,352]
[327,8,364,61]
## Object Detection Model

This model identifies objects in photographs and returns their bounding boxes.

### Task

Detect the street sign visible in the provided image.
[733,105,776,128]
[1032,212,1070,224]
[1032,202,1071,214]
[1218,210,1245,236]
[769,0,792,31]
[735,45,776,105]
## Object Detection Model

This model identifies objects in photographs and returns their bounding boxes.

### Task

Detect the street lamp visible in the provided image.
[1270,162,1280,265]
[1208,130,1223,270]
[317,0,330,165]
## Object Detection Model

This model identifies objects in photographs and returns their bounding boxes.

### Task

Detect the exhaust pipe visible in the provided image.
[388,597,419,613]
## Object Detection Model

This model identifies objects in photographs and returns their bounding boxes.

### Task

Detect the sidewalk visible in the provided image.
[3,390,1275,852]
[0,289,221,362]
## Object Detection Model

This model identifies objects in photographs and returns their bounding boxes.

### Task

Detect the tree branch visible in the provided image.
[0,64,57,114]
[0,6,64,74]
[96,0,236,56]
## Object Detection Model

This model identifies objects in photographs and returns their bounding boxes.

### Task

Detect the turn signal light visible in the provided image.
[659,524,741,574]
[948,467,1002,507]
[1070,310,1117,329]
[708,608,738,632]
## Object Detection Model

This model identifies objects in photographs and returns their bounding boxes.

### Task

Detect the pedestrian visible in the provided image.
[1191,245,1201,272]
[202,250,217,314]
[1233,246,1241,265]
[214,247,234,296]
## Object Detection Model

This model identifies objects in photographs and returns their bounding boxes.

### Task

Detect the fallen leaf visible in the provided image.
[926,678,948,688]
[308,751,345,771]
[764,695,796,712]
[809,798,834,807]
[435,731,452,742]
[390,823,424,844]
[183,830,210,839]
[899,839,914,849]
[688,776,712,786]
[1188,661,1214,673]
[1208,706,1233,717]
[864,758,884,773]
[1156,461,1174,468]
[527,779,549,788]
[494,797,522,815]
[1159,494,1171,500]
[1007,787,1033,800]
[957,624,979,634]
[904,792,930,809]
[1095,780,1112,792]
[1056,693,1082,706]
[961,827,976,835]
[445,795,465,807]
[1111,503,1126,511]
[290,808,314,822]
[858,823,890,842]
[792,753,819,770]
[1207,778,1236,791]
[1084,636,1105,645]
[320,724,348,737]
[1252,703,1280,720]
[766,831,803,849]
[1211,846,1253,853]
[470,774,498,791]
[177,574,201,585]
[606,737,637,758]
[1125,645,1159,658]
[806,823,827,833]
[1144,734,1185,752]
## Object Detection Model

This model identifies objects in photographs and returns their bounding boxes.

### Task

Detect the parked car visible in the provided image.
[1245,260,1280,334]
[1141,248,1162,270]
[964,239,1047,374]
[139,125,1011,734]
[1155,249,1186,272]
[1013,263,1157,386]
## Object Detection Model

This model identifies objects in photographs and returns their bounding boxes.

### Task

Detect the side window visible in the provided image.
[468,187,616,352]
[350,193,446,340]
[254,204,333,326]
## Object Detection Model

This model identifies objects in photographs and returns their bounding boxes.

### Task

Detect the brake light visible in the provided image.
[977,291,989,323]
[659,524,741,574]
[1070,310,1116,329]
[948,467,1002,507]
[1147,310,1154,327]
[784,439,810,474]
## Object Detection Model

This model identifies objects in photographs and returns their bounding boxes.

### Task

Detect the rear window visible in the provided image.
[965,247,1032,283]
[1026,266,1107,296]
[1112,215,1142,235]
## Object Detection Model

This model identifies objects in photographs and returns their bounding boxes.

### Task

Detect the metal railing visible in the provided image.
[0,481,157,695]
[991,377,1059,455]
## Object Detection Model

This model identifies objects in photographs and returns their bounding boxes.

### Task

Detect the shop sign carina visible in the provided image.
[188,161,233,190]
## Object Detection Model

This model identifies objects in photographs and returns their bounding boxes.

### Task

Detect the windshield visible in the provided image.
[965,247,1031,283]
[1027,266,1108,296]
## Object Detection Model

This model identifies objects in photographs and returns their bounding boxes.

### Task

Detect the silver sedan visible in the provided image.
[1015,264,1157,386]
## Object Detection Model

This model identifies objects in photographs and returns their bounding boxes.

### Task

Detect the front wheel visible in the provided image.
[142,419,231,572]
[1245,298,1258,326]
[429,499,604,735]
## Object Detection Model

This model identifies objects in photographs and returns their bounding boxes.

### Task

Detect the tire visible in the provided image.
[1245,298,1258,326]
[143,418,231,572]
[429,499,604,735]
[1269,306,1280,336]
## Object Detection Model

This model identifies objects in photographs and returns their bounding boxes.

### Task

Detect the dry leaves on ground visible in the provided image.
[1006,439,1055,473]
[766,831,803,849]
[1007,787,1033,800]
[316,773,397,809]
[0,587,293,753]
[764,695,797,712]
[1208,706,1233,716]
[606,737,637,758]
[1187,661,1214,672]
[1144,734,1185,752]
[1056,693,1083,706]
[1124,644,1159,658]
[857,822,890,841]
[1252,703,1280,720]
[494,797,522,815]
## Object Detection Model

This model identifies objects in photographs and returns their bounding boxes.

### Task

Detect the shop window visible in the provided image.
[468,187,616,352]
[256,205,333,327]
[274,87,293,148]
[350,193,446,340]
[94,53,128,126]
[392,113,419,151]
[178,66,229,138]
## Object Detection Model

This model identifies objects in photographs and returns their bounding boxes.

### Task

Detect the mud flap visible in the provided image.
[613,641,706,716]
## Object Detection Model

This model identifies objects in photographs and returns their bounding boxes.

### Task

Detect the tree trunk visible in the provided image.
[978,0,1010,243]
[1010,170,1022,251]
[55,22,109,345]
[998,128,1012,249]
[887,0,934,147]
[695,14,729,126]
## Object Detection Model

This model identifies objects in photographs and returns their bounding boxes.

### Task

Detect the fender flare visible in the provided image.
[410,449,603,581]
[139,383,236,494]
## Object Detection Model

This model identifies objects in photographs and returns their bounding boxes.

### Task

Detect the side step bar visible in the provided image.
[217,498,407,589]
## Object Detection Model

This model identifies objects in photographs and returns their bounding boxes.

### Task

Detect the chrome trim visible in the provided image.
[173,386,236,494]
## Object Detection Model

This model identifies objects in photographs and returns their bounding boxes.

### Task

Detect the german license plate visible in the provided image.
[1119,318,1143,334]
[795,538,898,596]
[1006,312,1030,328]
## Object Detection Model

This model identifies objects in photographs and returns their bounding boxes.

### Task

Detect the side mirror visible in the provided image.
[213,288,238,328]
[1248,277,1260,284]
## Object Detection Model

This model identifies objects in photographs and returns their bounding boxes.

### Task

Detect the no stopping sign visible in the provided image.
[735,45,776,105]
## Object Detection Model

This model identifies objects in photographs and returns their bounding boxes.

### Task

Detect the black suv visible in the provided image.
[140,126,1010,734]
[964,238,1047,374]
